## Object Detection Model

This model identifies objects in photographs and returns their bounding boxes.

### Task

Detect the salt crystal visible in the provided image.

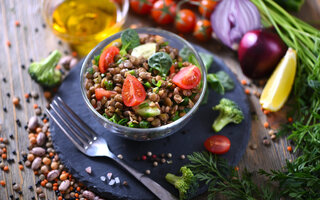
[107,173,112,180]
[109,179,115,186]
[85,166,92,174]
[114,177,120,184]
[100,176,106,182]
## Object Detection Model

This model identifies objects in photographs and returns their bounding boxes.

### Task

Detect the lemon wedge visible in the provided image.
[260,48,297,112]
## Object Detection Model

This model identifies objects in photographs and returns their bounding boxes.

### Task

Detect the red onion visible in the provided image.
[238,29,287,79]
[210,0,261,50]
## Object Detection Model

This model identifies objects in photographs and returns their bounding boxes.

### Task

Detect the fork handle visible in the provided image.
[112,156,178,200]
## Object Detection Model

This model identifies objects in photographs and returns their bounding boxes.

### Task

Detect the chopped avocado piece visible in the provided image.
[133,100,161,117]
[131,43,157,59]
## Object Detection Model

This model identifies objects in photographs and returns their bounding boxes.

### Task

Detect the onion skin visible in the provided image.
[238,29,287,79]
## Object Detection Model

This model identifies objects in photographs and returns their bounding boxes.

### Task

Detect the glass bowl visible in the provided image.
[41,0,129,56]
[80,28,207,141]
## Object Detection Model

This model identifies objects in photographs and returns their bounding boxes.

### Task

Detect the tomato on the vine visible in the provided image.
[151,0,176,25]
[130,0,156,15]
[204,135,231,155]
[193,19,213,41]
[175,9,196,33]
[199,0,218,19]
[98,46,119,73]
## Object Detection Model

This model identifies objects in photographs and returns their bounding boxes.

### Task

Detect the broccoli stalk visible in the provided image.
[212,98,244,132]
[28,50,62,88]
[165,166,199,200]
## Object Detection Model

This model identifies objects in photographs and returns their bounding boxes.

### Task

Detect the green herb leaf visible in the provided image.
[172,112,180,121]
[104,80,113,90]
[188,54,200,67]
[159,41,169,48]
[207,73,225,95]
[148,52,173,76]
[94,54,101,65]
[139,121,150,128]
[118,118,129,126]
[199,52,214,72]
[144,82,151,88]
[128,121,139,128]
[87,67,94,74]
[120,29,140,55]
[179,46,193,61]
[215,71,234,91]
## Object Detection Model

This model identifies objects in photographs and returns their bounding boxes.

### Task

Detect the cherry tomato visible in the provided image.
[172,65,201,89]
[193,19,213,41]
[95,88,117,101]
[199,0,218,19]
[151,0,176,25]
[204,135,231,154]
[98,46,119,73]
[130,0,156,15]
[175,9,196,33]
[122,74,146,107]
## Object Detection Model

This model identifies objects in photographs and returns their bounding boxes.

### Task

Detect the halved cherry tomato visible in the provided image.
[95,88,117,101]
[175,9,196,33]
[169,65,175,74]
[172,65,201,89]
[130,0,156,15]
[122,74,146,107]
[151,0,176,25]
[199,0,218,19]
[204,135,231,154]
[98,46,119,73]
[193,19,213,41]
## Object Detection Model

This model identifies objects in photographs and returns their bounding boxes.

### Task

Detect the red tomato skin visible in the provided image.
[204,135,231,154]
[175,9,196,33]
[193,19,213,41]
[98,46,119,73]
[169,65,175,74]
[151,0,176,25]
[95,88,117,101]
[172,65,201,89]
[130,0,156,15]
[199,0,218,19]
[122,74,146,107]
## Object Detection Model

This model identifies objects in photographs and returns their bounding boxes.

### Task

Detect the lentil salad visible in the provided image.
[84,29,202,128]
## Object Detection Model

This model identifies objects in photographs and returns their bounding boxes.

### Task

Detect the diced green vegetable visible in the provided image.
[131,43,157,59]
[87,67,94,74]
[180,97,189,106]
[144,82,152,88]
[133,100,161,117]
[28,50,62,88]
[128,70,136,75]
[94,54,101,65]
[104,80,113,90]
[139,121,150,128]
[148,52,173,76]
[128,121,139,128]
[172,112,180,121]
[118,118,129,126]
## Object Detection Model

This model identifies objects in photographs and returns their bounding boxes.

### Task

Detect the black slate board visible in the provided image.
[50,45,251,200]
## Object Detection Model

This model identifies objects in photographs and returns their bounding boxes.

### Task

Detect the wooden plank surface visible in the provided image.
[0,0,319,199]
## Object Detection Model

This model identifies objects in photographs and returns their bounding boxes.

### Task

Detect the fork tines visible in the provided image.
[46,97,97,152]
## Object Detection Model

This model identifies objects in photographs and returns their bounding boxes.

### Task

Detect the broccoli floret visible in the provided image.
[212,98,244,132]
[165,166,199,200]
[28,50,62,88]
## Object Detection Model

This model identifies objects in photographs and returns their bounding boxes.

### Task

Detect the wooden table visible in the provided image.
[0,1,319,199]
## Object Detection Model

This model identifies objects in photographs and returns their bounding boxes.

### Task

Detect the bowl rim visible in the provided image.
[80,27,207,133]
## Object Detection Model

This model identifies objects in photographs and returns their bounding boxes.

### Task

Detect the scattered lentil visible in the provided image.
[167,153,172,158]
[153,161,158,167]
[249,144,258,150]
[117,154,123,159]
[245,88,250,94]
[123,181,128,186]
[180,154,185,160]
[12,97,20,105]
[145,169,151,175]
[263,139,271,146]
[147,151,152,157]
[271,134,277,140]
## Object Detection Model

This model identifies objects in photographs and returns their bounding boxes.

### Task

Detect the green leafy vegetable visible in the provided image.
[28,50,62,88]
[128,121,139,128]
[274,0,304,11]
[159,41,169,48]
[179,46,193,61]
[148,52,173,76]
[207,74,225,95]
[212,98,244,132]
[199,52,214,72]
[139,121,150,128]
[94,54,101,65]
[215,71,234,91]
[128,70,136,75]
[87,67,94,74]
[120,28,140,55]
[165,166,199,200]
[172,112,180,121]
[118,118,129,126]
[144,82,151,88]
[188,54,200,67]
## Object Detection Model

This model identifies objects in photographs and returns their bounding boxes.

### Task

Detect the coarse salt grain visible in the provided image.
[107,173,112,180]
[114,177,120,184]
[108,179,115,186]
[85,166,92,174]
[100,176,106,182]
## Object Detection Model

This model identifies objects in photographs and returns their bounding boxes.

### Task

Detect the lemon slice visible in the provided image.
[260,48,297,112]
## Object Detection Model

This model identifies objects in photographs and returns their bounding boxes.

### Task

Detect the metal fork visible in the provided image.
[46,97,177,200]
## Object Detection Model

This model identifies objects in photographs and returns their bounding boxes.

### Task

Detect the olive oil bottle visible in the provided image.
[52,0,122,55]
